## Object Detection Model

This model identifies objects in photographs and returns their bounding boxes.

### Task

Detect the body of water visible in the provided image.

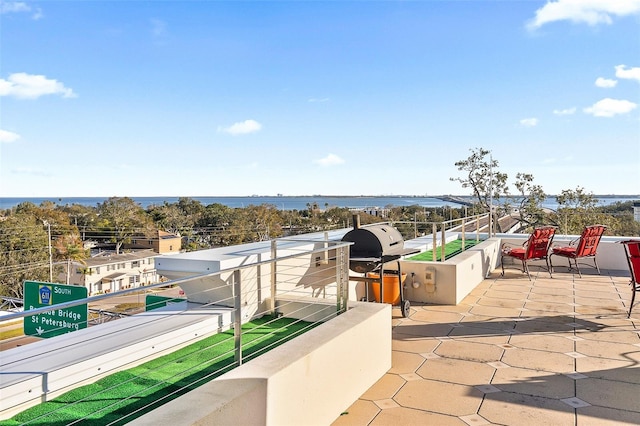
[0,195,637,211]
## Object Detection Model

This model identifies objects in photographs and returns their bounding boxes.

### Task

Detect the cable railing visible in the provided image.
[378,213,487,262]
[0,237,352,423]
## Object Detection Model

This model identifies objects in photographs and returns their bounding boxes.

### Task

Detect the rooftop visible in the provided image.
[332,268,640,425]
[2,231,639,425]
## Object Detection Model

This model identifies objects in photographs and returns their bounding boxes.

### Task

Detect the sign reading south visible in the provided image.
[23,281,88,338]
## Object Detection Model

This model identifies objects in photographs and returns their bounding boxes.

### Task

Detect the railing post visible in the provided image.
[432,223,437,262]
[323,231,329,264]
[270,240,277,316]
[233,269,243,366]
[336,245,349,314]
[441,226,446,261]
[461,217,466,250]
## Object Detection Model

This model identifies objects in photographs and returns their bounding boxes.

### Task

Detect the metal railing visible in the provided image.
[390,213,488,261]
[0,237,351,423]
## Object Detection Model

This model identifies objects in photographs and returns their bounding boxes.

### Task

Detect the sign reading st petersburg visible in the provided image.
[23,281,88,338]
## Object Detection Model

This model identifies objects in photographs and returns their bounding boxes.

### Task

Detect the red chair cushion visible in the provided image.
[553,247,577,257]
[503,247,525,260]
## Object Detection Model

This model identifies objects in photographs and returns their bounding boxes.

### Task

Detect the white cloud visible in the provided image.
[0,129,20,143]
[0,73,76,99]
[595,77,617,88]
[0,1,29,13]
[0,1,42,19]
[527,0,640,30]
[520,118,539,127]
[615,64,640,82]
[584,98,637,117]
[313,153,345,167]
[218,119,262,135]
[553,107,577,115]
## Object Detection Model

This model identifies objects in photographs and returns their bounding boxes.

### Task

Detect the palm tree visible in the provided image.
[54,233,88,285]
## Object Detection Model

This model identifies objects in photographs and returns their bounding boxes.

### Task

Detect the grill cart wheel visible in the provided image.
[401,300,411,318]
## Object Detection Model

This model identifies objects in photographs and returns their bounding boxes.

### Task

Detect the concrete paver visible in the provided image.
[332,270,640,426]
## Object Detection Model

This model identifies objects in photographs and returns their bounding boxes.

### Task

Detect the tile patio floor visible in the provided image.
[332,268,640,426]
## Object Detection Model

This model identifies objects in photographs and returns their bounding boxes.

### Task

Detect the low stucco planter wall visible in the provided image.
[129,301,391,426]
[401,238,502,305]
[0,303,232,420]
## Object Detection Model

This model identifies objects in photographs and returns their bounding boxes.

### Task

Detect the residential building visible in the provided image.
[65,249,160,295]
[125,230,182,254]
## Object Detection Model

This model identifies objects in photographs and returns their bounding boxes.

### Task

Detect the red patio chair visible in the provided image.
[620,240,640,318]
[550,225,607,277]
[501,226,556,280]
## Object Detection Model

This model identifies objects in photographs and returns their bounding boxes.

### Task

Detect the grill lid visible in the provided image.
[342,224,406,259]
[342,219,419,273]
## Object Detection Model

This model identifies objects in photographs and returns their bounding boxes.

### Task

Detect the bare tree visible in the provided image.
[450,148,509,232]
[513,173,547,232]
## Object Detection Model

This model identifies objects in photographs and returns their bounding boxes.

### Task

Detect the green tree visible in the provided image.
[54,233,88,285]
[97,197,153,254]
[596,201,640,237]
[147,202,191,235]
[0,212,50,298]
[60,204,100,241]
[319,207,354,231]
[177,197,205,220]
[196,203,236,247]
[243,204,284,241]
[551,187,612,235]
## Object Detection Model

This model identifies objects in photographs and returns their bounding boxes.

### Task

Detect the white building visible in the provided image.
[65,250,160,295]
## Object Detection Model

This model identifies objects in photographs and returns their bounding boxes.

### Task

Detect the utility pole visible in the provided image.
[44,220,53,282]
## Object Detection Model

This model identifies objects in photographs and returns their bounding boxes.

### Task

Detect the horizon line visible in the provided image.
[1,194,639,199]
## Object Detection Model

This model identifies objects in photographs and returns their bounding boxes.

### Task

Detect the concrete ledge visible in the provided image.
[130,301,392,426]
[0,303,233,420]
[275,294,339,322]
[401,238,501,305]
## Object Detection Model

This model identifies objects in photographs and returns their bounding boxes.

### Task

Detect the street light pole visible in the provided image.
[44,220,53,282]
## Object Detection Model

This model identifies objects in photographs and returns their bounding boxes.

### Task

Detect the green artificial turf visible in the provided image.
[408,239,481,262]
[1,315,317,426]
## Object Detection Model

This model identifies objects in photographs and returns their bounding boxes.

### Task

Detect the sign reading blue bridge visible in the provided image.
[23,281,88,338]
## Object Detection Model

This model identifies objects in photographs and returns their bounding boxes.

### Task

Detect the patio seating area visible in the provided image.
[333,268,640,425]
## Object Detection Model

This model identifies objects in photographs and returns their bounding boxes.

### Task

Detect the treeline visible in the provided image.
[0,197,385,298]
[1,196,638,299]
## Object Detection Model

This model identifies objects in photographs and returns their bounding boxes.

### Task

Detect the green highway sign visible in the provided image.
[23,281,88,338]
[145,294,186,311]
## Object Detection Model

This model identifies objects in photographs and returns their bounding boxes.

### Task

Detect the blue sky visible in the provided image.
[1,0,639,197]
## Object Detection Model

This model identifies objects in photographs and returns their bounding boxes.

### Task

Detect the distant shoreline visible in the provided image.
[1,194,637,212]
[2,194,638,199]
